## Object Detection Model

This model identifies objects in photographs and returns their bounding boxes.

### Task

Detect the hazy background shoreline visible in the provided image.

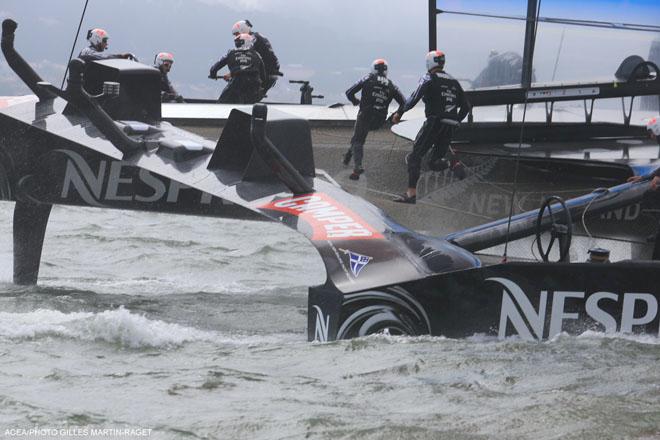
[1,0,658,104]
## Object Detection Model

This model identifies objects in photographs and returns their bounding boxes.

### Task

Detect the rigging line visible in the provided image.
[551,28,565,82]
[502,0,542,263]
[581,189,608,248]
[60,0,90,89]
[386,123,400,163]
[436,8,660,33]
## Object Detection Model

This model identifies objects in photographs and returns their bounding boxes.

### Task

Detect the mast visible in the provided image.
[521,0,539,88]
[429,0,437,51]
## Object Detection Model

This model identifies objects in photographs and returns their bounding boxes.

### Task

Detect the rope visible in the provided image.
[61,0,90,89]
[437,8,660,33]
[502,0,542,263]
[581,188,609,248]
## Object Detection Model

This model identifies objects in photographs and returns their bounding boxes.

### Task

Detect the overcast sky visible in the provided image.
[0,0,658,103]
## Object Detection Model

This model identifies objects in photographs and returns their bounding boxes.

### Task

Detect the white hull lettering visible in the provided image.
[548,291,584,338]
[313,305,329,342]
[621,294,658,333]
[492,277,546,340]
[585,291,618,333]
[489,278,660,340]
[56,150,218,206]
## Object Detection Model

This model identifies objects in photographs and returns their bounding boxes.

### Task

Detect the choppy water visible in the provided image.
[1,202,659,440]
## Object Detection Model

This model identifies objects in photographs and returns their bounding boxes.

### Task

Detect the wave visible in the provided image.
[0,307,304,349]
[576,330,660,345]
[0,307,213,348]
[332,331,660,347]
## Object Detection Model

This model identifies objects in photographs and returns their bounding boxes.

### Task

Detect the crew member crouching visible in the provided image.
[232,20,282,95]
[391,50,471,204]
[344,59,405,180]
[154,52,184,103]
[209,33,266,104]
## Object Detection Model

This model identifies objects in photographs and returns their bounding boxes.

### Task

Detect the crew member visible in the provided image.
[343,59,405,180]
[209,33,266,104]
[627,118,660,190]
[154,52,184,103]
[78,28,136,62]
[650,116,660,148]
[232,20,281,95]
[391,50,471,204]
[627,117,660,259]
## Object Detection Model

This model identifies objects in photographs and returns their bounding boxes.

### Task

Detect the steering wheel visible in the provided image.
[535,196,572,262]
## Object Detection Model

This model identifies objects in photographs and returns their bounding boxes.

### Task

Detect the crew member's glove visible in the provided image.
[391,112,402,124]
[628,174,660,190]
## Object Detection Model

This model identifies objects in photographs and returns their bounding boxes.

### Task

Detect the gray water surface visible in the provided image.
[1,203,659,440]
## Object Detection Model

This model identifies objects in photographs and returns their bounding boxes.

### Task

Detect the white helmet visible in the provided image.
[426,50,445,72]
[87,28,109,47]
[231,20,251,35]
[234,33,254,50]
[154,52,174,67]
[372,58,388,76]
[648,117,660,137]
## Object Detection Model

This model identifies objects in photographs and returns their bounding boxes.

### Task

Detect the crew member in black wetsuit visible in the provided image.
[627,117,660,259]
[78,28,136,62]
[343,59,405,180]
[628,118,660,189]
[391,50,471,204]
[209,33,266,104]
[154,52,183,103]
[232,20,281,95]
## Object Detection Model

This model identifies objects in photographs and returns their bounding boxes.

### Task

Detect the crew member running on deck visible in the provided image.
[78,28,136,62]
[232,20,281,96]
[391,50,471,204]
[209,33,266,104]
[154,52,184,103]
[343,59,405,180]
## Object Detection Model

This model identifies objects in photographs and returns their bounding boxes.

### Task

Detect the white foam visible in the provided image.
[0,307,214,348]
[577,330,660,345]
[0,308,305,348]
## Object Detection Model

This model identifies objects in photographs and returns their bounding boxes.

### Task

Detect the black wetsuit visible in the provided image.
[399,70,470,188]
[252,32,280,93]
[210,49,266,104]
[78,46,126,62]
[648,165,660,260]
[344,74,405,169]
[159,70,183,103]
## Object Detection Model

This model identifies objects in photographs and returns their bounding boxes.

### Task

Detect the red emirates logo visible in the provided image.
[260,193,384,241]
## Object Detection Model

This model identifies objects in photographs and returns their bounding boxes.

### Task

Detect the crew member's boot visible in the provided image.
[342,149,353,166]
[349,167,364,181]
[393,193,416,204]
[450,160,466,180]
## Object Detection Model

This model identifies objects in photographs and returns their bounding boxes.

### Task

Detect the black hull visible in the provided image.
[310,261,660,341]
